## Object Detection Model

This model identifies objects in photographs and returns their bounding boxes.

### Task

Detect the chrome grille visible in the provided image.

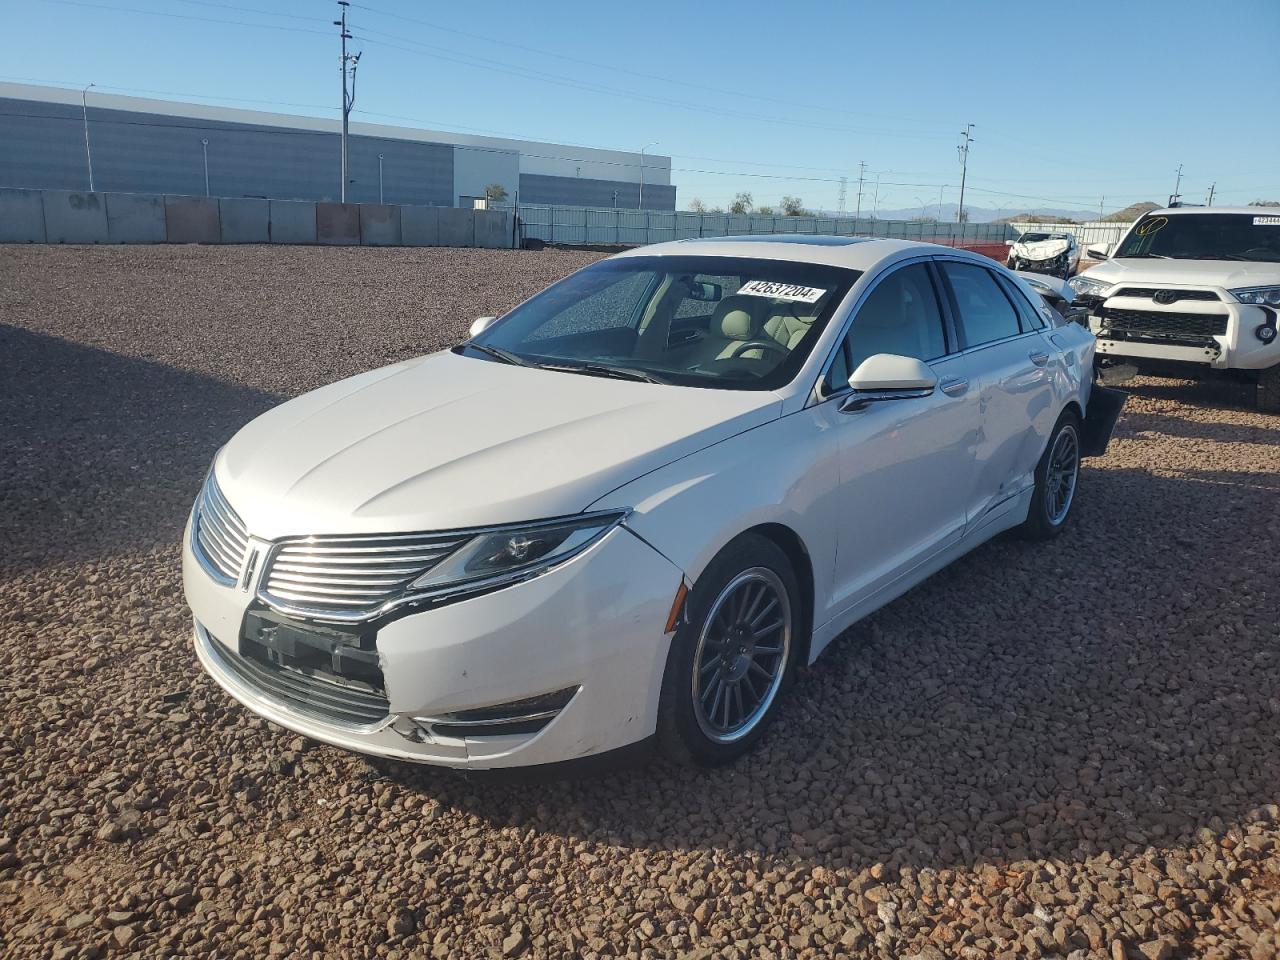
[260,532,467,620]
[193,473,249,585]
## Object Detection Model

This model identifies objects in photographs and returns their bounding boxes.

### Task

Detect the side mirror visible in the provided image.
[840,354,938,413]
[1085,243,1111,260]
[469,316,497,338]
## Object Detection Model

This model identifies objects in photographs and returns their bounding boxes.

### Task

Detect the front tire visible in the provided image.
[1021,410,1082,540]
[1257,363,1280,414]
[656,534,802,766]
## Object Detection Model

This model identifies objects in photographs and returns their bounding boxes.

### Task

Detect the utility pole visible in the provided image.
[837,176,847,215]
[1170,163,1183,207]
[334,1,360,202]
[956,123,974,224]
[81,82,95,192]
[1099,196,1105,221]
[937,184,946,221]
[854,160,866,223]
[1206,182,1216,206]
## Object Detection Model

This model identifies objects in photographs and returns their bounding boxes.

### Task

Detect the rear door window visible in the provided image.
[939,261,1023,347]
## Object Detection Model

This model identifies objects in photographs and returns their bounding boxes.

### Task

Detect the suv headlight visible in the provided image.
[1068,275,1114,299]
[408,511,628,595]
[1229,285,1280,307]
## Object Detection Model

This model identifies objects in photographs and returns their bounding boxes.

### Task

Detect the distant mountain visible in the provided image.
[831,203,1090,224]
[1102,201,1160,222]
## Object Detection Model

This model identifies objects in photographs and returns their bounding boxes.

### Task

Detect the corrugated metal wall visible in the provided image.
[518,172,676,210]
[0,97,454,205]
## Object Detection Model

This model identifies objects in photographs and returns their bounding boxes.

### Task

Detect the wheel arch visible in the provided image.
[735,522,817,667]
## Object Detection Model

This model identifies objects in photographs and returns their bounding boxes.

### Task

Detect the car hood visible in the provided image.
[1083,258,1280,289]
[1011,238,1071,260]
[216,350,781,539]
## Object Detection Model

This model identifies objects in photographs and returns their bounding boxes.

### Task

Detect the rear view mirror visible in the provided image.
[1085,243,1111,260]
[469,316,497,338]
[841,354,938,413]
[687,281,723,302]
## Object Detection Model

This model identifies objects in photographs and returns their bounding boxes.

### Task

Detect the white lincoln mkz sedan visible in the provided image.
[185,236,1121,769]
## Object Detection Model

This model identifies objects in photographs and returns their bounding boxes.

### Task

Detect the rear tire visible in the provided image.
[656,534,802,767]
[1257,364,1280,414]
[1021,410,1082,540]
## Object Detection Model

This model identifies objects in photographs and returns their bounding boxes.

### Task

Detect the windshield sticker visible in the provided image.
[1254,216,1280,226]
[1136,216,1168,236]
[738,280,827,303]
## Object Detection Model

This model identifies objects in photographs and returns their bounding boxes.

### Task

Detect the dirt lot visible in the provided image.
[2,244,1278,960]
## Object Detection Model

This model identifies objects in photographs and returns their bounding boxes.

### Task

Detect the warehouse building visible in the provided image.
[0,82,676,210]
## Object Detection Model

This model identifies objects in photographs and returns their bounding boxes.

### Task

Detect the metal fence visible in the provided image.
[1009,220,1135,249]
[495,202,1016,247]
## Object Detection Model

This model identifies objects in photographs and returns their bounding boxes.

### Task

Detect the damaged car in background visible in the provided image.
[1007,231,1080,278]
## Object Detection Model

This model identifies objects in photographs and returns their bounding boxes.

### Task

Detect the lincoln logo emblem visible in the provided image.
[1153,290,1178,304]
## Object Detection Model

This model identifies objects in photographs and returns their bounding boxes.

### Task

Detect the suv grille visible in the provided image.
[1100,308,1228,341]
[1112,287,1220,303]
[260,532,468,620]
[193,473,249,584]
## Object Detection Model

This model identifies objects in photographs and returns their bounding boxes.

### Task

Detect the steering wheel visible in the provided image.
[724,338,789,361]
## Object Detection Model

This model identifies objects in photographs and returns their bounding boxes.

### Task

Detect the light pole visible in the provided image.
[638,141,658,210]
[378,153,384,203]
[200,139,210,197]
[872,170,891,220]
[81,82,95,193]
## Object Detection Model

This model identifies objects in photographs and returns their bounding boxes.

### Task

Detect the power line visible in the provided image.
[31,0,331,35]
[349,28,953,141]
[348,1,948,132]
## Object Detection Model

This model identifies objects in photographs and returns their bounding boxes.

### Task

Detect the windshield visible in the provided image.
[1019,233,1067,243]
[457,255,860,390]
[1115,213,1280,262]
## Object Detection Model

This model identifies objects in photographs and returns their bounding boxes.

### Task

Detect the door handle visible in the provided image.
[939,376,968,396]
[1028,351,1050,367]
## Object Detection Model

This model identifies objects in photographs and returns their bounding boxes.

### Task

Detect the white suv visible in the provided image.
[1069,207,1280,410]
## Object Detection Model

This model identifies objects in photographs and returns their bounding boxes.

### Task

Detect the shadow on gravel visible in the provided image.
[376,460,1280,875]
[0,325,278,576]
[1120,408,1280,448]
[1123,376,1260,413]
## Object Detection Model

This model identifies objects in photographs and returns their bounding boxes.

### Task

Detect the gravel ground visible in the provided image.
[2,244,1278,960]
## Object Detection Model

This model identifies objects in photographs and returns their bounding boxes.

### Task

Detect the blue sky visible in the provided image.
[12,0,1280,216]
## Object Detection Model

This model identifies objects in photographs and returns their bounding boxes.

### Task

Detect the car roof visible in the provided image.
[610,236,991,271]
[1148,206,1266,217]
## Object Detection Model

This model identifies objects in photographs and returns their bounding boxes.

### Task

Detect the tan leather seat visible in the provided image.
[762,307,818,351]
[687,295,766,364]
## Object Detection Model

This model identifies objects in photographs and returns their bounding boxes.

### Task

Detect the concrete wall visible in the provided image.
[0,187,514,248]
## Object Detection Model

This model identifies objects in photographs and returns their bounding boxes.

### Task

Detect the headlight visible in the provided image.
[408,511,628,595]
[1068,275,1114,299]
[1230,285,1280,307]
